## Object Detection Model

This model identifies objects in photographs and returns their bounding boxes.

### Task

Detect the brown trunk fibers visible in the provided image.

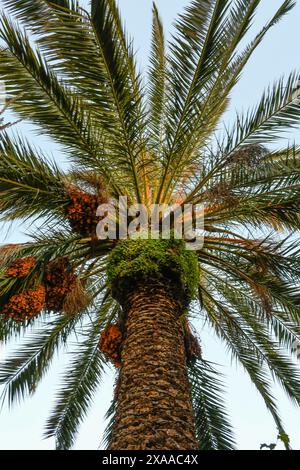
[109,278,198,450]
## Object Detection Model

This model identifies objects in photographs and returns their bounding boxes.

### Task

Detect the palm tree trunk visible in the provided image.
[109,278,198,450]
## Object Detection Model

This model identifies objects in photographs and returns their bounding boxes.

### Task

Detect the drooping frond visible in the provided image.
[196,232,300,447]
[189,359,235,450]
[102,392,117,450]
[44,296,119,449]
[200,286,292,447]
[0,313,83,406]
[0,316,31,343]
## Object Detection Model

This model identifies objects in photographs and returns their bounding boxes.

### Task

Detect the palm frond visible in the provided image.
[186,71,300,203]
[0,17,121,192]
[201,289,291,447]
[156,0,227,202]
[0,313,82,406]
[168,0,297,204]
[189,359,235,450]
[90,0,147,202]
[92,0,140,95]
[228,73,300,150]
[148,3,167,154]
[178,0,295,176]
[0,133,67,221]
[0,316,31,343]
[216,283,300,405]
[102,391,117,450]
[44,296,118,449]
[2,0,79,27]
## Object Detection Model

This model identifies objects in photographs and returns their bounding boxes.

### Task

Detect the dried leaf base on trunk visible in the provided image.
[109,279,198,450]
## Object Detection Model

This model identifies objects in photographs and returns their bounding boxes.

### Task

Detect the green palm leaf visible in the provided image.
[0,133,67,221]
[44,297,118,449]
[148,3,167,153]
[189,359,235,450]
[0,313,82,406]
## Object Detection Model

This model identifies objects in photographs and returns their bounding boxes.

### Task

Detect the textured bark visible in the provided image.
[109,279,198,450]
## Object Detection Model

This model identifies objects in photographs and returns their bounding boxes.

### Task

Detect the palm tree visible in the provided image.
[1,0,300,450]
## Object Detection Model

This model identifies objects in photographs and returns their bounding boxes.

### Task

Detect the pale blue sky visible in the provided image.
[1,0,300,450]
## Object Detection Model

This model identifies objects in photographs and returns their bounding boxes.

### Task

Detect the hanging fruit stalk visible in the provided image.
[45,257,78,312]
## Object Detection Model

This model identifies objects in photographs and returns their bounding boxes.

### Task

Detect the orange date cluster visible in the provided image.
[66,188,105,237]
[1,285,46,322]
[98,324,123,368]
[1,256,78,321]
[5,256,36,278]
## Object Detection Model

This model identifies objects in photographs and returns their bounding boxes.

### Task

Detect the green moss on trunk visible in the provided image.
[107,236,199,307]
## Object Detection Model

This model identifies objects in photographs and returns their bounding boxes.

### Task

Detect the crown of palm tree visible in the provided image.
[1,0,300,450]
